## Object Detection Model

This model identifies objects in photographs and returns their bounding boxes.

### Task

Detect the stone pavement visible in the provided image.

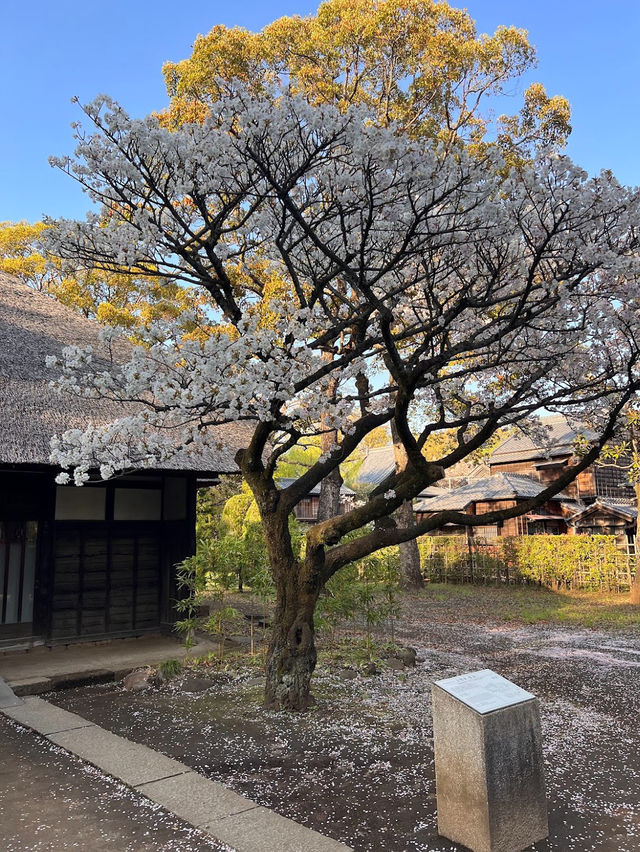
[0,684,352,852]
[0,714,231,851]
[0,635,220,695]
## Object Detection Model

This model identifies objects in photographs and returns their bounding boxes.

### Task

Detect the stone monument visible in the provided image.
[432,669,548,852]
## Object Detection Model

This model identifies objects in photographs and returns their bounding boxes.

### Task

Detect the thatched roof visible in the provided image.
[0,274,250,473]
[276,477,356,497]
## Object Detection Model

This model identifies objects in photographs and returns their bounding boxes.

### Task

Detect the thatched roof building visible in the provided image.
[0,273,246,473]
[0,273,251,650]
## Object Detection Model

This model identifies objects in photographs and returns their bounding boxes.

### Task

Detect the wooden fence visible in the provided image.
[418,534,636,592]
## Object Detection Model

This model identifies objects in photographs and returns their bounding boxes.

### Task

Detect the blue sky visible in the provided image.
[1,1,637,223]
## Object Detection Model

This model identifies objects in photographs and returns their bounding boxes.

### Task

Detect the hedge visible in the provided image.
[419,534,634,591]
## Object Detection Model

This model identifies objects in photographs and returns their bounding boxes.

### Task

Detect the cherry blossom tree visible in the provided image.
[46,90,640,710]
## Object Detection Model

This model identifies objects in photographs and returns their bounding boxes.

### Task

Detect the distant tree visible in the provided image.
[0,219,207,339]
[161,0,570,156]
[46,91,640,710]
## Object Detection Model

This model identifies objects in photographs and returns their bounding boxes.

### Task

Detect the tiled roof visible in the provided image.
[276,477,356,496]
[489,415,591,464]
[414,473,572,513]
[356,444,488,493]
[568,499,638,523]
[356,446,396,487]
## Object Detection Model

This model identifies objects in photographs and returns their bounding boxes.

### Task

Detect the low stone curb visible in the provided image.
[0,675,24,709]
[0,692,352,852]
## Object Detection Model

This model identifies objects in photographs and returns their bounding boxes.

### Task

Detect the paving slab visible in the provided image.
[48,724,190,787]
[0,677,23,709]
[8,676,52,696]
[204,805,353,852]
[138,770,258,826]
[2,695,95,735]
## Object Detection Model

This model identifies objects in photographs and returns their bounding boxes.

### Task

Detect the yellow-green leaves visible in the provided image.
[160,0,570,155]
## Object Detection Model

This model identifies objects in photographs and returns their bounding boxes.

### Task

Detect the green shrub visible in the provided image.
[157,658,183,680]
[419,533,632,591]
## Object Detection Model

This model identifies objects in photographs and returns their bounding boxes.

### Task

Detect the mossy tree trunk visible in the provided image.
[264,564,322,710]
[240,450,325,711]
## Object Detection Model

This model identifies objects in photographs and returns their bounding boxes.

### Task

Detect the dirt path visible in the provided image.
[48,591,640,851]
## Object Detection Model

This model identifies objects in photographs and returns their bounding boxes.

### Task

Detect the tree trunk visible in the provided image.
[257,505,323,711]
[396,499,424,589]
[264,569,321,711]
[391,420,424,590]
[317,364,343,522]
[631,484,640,605]
[317,465,343,522]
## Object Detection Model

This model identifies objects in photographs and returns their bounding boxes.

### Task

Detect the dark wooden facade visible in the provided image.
[293,494,355,523]
[0,468,196,648]
[415,497,569,540]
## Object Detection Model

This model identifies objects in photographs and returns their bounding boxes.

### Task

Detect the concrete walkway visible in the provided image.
[0,714,229,851]
[0,635,219,695]
[0,686,351,852]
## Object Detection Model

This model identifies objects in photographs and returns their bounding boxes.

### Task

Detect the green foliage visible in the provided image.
[420,534,633,592]
[204,605,248,659]
[161,0,571,156]
[174,553,247,658]
[511,535,628,590]
[189,489,404,654]
[318,636,397,669]
[317,543,401,651]
[275,441,322,479]
[194,481,283,596]
[0,220,209,340]
[157,658,183,680]
[196,476,243,541]
[174,557,207,650]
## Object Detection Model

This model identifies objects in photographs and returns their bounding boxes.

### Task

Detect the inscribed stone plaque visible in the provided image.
[435,669,535,715]
[432,669,548,852]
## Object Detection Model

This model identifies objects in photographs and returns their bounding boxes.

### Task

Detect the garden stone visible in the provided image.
[339,668,358,680]
[361,662,379,676]
[396,647,417,667]
[181,676,215,694]
[432,669,548,852]
[123,668,153,691]
[385,657,405,671]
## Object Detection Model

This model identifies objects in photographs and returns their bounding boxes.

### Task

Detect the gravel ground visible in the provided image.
[0,715,233,852]
[48,589,640,851]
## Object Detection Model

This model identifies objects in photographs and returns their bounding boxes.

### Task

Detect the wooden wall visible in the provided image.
[0,469,196,646]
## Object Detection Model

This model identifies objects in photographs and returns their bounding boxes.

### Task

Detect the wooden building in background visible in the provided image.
[0,275,248,650]
[414,473,581,539]
[487,415,634,503]
[276,478,356,523]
